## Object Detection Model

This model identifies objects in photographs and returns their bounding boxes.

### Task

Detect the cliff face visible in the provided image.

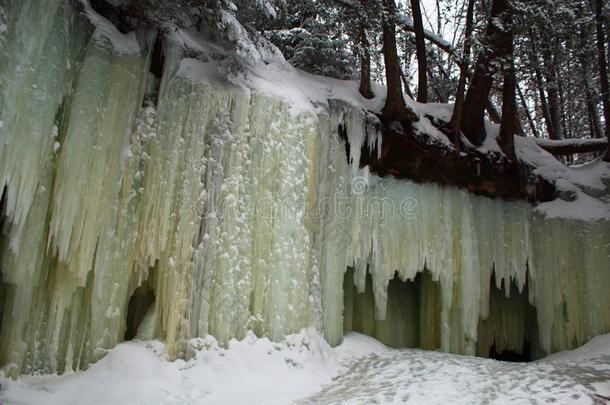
[0,0,608,377]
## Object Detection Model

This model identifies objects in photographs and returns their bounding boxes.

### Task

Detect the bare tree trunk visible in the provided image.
[542,46,563,139]
[449,0,475,147]
[400,69,414,98]
[358,27,375,99]
[593,0,610,160]
[410,0,428,102]
[461,0,511,146]
[517,84,540,138]
[579,29,603,138]
[381,0,408,121]
[557,57,570,139]
[587,97,603,139]
[533,66,555,139]
[436,0,442,34]
[528,34,556,140]
[500,72,517,161]
[498,11,517,162]
[486,99,501,124]
[427,65,447,102]
[607,17,610,68]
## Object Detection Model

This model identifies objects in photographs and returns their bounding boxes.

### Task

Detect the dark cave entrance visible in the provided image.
[0,185,6,227]
[149,33,165,80]
[489,340,532,362]
[343,268,441,349]
[144,32,165,105]
[477,274,542,362]
[342,267,544,361]
[124,281,155,341]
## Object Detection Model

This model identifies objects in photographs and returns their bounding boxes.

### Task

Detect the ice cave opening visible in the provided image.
[343,268,441,350]
[477,274,541,362]
[149,34,165,80]
[343,267,545,362]
[124,280,155,341]
[0,186,6,232]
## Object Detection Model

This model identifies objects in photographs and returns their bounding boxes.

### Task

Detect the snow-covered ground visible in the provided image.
[2,331,609,405]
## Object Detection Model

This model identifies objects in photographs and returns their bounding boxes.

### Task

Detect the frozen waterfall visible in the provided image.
[0,0,608,377]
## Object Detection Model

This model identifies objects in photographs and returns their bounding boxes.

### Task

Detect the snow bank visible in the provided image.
[3,332,610,405]
[0,330,344,405]
[515,138,610,220]
[173,46,386,115]
[543,334,610,363]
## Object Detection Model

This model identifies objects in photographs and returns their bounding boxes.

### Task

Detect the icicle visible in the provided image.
[0,0,70,251]
[316,106,609,356]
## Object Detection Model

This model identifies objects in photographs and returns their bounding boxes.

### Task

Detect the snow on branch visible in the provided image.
[332,0,460,60]
[394,15,460,60]
[535,138,608,156]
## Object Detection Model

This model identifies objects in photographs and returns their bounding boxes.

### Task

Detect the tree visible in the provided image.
[528,35,556,140]
[460,0,512,146]
[509,0,607,157]
[358,26,375,98]
[410,0,428,102]
[352,0,380,98]
[263,0,358,80]
[450,0,475,147]
[579,26,603,139]
[498,4,517,162]
[541,39,563,140]
[381,0,408,121]
[592,0,610,161]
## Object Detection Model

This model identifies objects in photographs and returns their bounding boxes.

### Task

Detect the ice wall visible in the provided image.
[0,0,149,375]
[0,1,320,375]
[315,140,610,357]
[0,0,609,377]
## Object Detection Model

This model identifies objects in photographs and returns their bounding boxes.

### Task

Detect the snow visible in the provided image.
[396,14,455,52]
[172,24,610,223]
[0,329,342,405]
[536,189,610,220]
[409,100,610,221]
[2,331,609,405]
[173,30,385,115]
[535,138,608,149]
[515,138,608,192]
[480,121,502,153]
[413,102,453,123]
[80,0,140,55]
[515,137,610,220]
[545,334,610,363]
[410,101,610,222]
[172,29,230,57]
[177,58,231,86]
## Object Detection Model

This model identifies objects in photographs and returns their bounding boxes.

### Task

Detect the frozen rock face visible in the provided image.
[314,124,610,358]
[0,0,609,377]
